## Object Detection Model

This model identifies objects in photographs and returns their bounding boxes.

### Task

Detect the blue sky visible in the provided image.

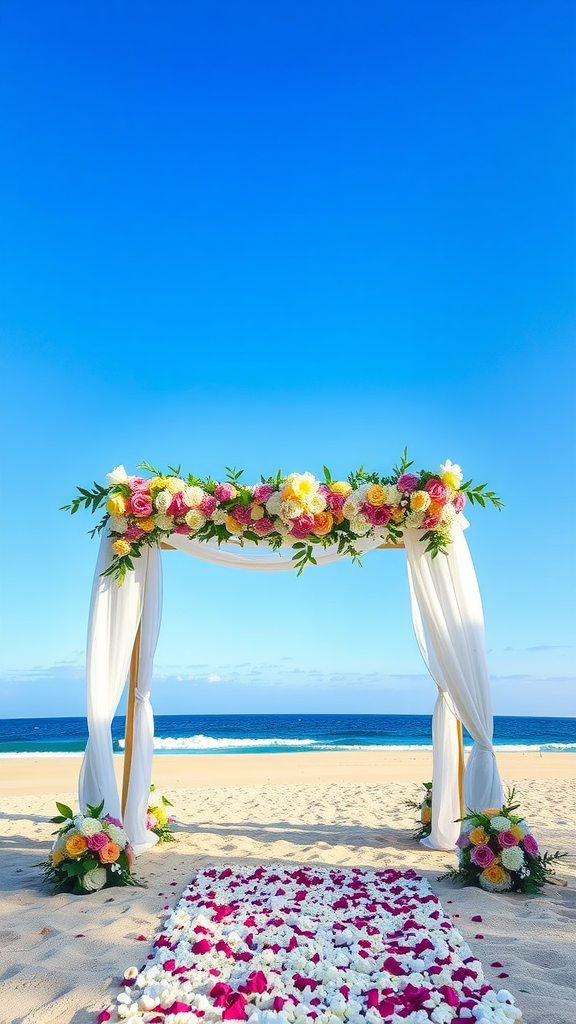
[1,0,575,719]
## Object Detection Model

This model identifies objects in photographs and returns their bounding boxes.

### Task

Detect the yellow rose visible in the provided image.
[287,473,317,501]
[482,863,508,885]
[150,804,168,825]
[510,824,525,841]
[332,510,345,524]
[421,807,432,823]
[65,832,87,858]
[225,515,244,535]
[331,481,352,496]
[52,847,65,866]
[149,476,169,496]
[281,483,297,501]
[106,495,126,516]
[138,517,156,533]
[410,490,431,512]
[366,484,387,507]
[391,507,405,523]
[165,477,187,494]
[250,504,265,521]
[441,470,460,490]
[112,539,131,557]
[312,511,334,536]
[481,808,501,817]
[469,827,489,845]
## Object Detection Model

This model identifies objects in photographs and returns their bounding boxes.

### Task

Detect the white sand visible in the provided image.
[0,752,574,1024]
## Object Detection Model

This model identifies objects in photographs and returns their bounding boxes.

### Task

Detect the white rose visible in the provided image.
[155,490,172,514]
[184,486,205,508]
[342,497,358,519]
[307,493,327,514]
[349,515,371,536]
[383,484,401,505]
[154,514,173,531]
[106,823,127,850]
[109,516,128,534]
[79,817,102,837]
[106,465,130,486]
[82,867,107,891]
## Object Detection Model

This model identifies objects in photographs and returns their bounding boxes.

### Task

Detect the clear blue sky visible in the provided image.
[1,1,574,719]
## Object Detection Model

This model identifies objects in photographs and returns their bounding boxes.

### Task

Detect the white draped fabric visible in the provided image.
[405,527,502,849]
[79,535,151,820]
[122,546,162,855]
[80,519,500,856]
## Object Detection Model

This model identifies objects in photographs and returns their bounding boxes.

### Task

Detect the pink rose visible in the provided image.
[86,832,110,851]
[498,830,518,848]
[470,844,495,867]
[424,478,449,505]
[173,524,191,534]
[199,494,217,516]
[252,484,275,504]
[103,815,123,827]
[129,493,153,518]
[422,513,442,529]
[522,833,539,856]
[361,502,391,527]
[167,492,188,517]
[290,514,315,539]
[326,491,346,512]
[252,517,276,536]
[452,491,466,513]
[146,812,157,829]
[232,504,253,524]
[397,473,419,493]
[124,524,145,541]
[129,477,149,492]
[214,483,236,502]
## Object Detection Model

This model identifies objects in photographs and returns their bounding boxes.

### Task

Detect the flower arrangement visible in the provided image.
[147,785,176,843]
[38,801,141,894]
[405,781,433,840]
[63,451,502,583]
[441,790,565,894]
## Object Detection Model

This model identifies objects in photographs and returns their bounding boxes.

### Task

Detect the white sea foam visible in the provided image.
[1,739,574,758]
[119,734,320,751]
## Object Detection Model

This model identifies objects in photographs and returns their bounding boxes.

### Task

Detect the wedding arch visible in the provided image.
[66,455,504,856]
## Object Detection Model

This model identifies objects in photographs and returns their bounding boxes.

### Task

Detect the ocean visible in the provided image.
[0,713,575,757]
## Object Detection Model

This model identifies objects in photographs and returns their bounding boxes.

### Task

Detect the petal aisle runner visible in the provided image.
[105,864,522,1024]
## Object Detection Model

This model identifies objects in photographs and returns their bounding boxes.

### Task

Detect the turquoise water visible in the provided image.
[0,713,574,756]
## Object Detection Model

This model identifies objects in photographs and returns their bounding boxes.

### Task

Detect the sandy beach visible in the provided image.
[1,751,574,1024]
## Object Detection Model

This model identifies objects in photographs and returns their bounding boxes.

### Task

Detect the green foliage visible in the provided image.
[60,481,110,516]
[461,480,504,510]
[391,447,414,479]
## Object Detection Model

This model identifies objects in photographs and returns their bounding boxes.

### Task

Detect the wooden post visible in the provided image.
[121,622,141,818]
[456,718,465,819]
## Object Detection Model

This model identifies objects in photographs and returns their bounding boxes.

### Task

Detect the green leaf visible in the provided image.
[56,802,74,819]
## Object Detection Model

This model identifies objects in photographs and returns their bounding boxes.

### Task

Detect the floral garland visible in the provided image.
[64,452,502,583]
[99,862,522,1024]
[405,782,433,841]
[441,790,565,894]
[37,801,141,894]
[147,785,176,843]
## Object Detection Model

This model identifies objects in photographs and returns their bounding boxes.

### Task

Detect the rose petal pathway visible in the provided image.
[103,863,522,1023]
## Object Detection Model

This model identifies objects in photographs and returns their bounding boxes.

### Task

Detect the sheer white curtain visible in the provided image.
[122,546,162,855]
[79,535,151,824]
[163,530,388,568]
[405,526,502,849]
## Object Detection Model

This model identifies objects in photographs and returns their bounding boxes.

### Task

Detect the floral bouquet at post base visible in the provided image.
[441,789,565,894]
[405,781,433,840]
[146,785,176,843]
[38,800,142,894]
